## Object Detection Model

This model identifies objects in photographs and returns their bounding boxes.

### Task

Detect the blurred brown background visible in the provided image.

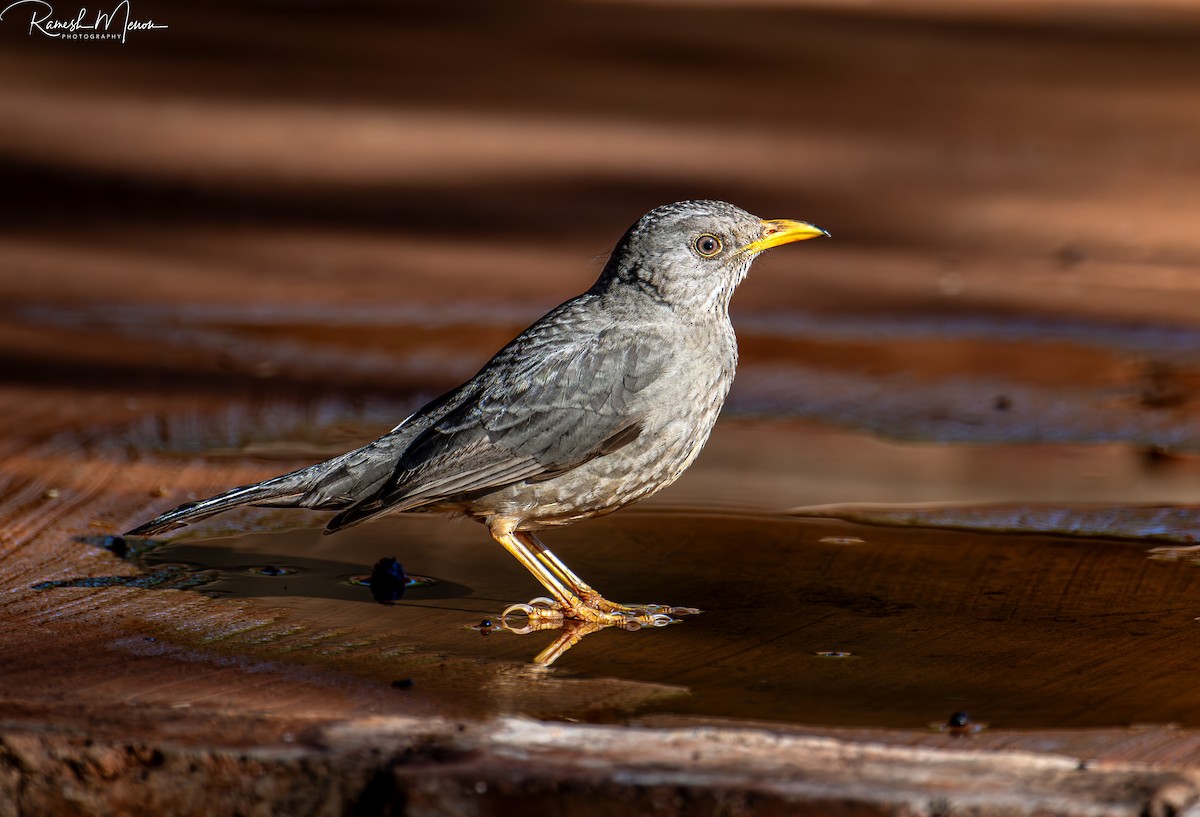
[3,0,1200,455]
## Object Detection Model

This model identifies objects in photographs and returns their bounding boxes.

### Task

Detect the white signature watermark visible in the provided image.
[0,0,166,42]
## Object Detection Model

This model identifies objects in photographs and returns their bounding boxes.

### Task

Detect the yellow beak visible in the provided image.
[739,219,829,256]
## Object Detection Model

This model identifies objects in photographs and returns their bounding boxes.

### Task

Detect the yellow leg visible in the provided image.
[489,518,700,627]
[491,526,585,613]
[529,533,700,616]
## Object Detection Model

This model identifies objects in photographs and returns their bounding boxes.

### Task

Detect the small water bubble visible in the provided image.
[818,537,866,546]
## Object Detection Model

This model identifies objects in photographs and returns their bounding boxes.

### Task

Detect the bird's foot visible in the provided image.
[492,596,700,666]
[501,595,700,630]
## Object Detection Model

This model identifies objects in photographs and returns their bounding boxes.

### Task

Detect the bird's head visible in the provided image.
[599,200,827,314]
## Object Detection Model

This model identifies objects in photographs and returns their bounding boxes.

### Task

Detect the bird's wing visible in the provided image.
[325,324,670,531]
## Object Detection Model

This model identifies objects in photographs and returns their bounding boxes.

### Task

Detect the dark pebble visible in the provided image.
[368,557,407,604]
[947,711,971,728]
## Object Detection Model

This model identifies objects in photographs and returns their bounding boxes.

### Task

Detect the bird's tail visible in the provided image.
[125,473,307,537]
[125,423,416,538]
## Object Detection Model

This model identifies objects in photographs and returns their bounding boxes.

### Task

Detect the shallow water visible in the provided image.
[128,489,1200,731]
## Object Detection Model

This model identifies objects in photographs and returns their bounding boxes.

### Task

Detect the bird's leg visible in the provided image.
[523,532,609,607]
[524,532,699,616]
[490,527,584,616]
[490,521,698,626]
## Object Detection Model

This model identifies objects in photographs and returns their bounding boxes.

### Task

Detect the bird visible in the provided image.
[126,200,827,627]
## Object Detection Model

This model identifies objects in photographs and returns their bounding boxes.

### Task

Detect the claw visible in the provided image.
[500,602,565,634]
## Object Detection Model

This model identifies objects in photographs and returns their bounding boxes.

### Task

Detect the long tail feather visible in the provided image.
[125,420,422,538]
[125,476,305,537]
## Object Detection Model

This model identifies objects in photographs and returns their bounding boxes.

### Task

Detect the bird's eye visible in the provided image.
[693,234,722,258]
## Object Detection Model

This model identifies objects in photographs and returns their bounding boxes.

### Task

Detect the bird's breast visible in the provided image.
[484,320,737,529]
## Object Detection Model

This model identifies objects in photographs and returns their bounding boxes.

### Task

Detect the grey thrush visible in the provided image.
[127,200,827,627]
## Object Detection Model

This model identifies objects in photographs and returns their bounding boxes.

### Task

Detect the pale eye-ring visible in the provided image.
[693,234,722,258]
